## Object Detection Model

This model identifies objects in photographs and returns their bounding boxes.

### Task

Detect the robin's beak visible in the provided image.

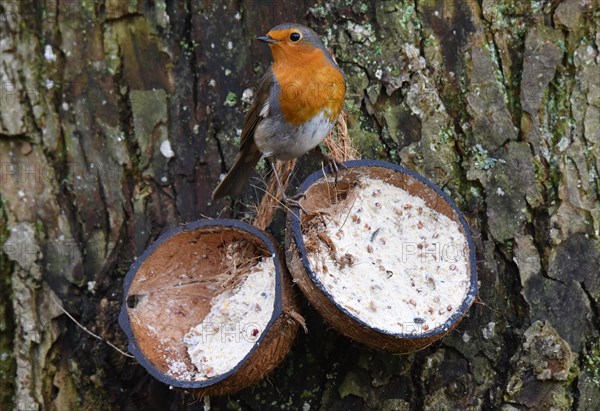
[256,35,277,44]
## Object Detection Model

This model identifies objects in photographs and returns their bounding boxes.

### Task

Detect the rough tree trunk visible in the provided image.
[1,0,599,410]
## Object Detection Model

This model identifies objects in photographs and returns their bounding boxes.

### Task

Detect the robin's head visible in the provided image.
[257,23,330,65]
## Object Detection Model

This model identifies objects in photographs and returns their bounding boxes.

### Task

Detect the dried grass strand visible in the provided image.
[51,294,134,358]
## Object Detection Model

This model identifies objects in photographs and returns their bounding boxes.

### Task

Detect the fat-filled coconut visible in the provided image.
[286,160,477,353]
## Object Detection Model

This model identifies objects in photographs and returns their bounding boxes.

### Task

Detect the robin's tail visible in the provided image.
[212,144,262,199]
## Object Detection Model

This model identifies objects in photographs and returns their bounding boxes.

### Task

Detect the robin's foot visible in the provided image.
[308,147,346,182]
[322,154,347,176]
[319,154,346,186]
[282,193,307,216]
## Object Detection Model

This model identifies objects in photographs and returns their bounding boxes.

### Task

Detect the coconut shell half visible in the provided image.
[285,160,477,353]
[119,219,299,395]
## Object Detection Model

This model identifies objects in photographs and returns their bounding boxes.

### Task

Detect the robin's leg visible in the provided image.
[308,146,347,180]
[268,159,306,214]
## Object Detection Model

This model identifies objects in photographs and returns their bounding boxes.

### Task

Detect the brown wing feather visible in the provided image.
[212,69,273,199]
[239,68,273,153]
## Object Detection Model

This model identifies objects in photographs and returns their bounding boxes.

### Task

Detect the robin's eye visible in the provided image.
[290,32,301,42]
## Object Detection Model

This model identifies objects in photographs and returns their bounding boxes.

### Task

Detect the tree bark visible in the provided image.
[1,0,599,410]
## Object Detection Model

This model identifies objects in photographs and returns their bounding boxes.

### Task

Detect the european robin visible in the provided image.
[212,23,346,203]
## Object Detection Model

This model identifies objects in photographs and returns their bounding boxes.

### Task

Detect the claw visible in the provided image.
[282,194,307,217]
[290,192,307,202]
[308,147,347,179]
[322,155,346,185]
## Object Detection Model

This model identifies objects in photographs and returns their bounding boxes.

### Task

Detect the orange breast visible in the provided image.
[272,48,345,125]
